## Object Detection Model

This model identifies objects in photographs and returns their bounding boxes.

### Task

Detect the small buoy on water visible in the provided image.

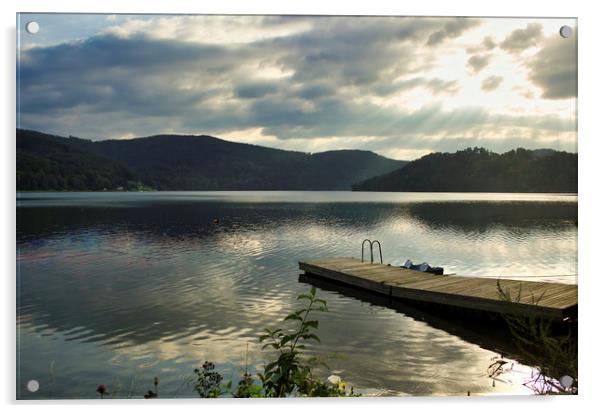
[212,218,220,224]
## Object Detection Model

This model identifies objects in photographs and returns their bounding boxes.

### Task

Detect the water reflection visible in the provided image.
[299,273,522,356]
[16,192,576,398]
[408,202,577,231]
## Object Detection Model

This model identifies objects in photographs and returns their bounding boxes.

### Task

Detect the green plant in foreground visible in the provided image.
[233,372,263,398]
[258,286,353,397]
[490,280,577,395]
[193,361,231,398]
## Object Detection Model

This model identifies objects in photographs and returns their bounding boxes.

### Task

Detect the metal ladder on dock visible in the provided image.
[361,239,383,264]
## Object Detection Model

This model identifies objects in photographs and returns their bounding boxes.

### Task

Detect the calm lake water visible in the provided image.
[16,191,578,399]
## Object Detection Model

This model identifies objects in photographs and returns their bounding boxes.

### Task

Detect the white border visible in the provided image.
[2,1,600,412]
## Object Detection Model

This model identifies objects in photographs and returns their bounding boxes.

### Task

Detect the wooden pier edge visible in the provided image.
[299,257,577,322]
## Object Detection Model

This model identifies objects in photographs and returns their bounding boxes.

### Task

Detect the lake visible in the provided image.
[16,191,578,398]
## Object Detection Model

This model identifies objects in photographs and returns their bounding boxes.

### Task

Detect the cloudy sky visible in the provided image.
[17,14,576,160]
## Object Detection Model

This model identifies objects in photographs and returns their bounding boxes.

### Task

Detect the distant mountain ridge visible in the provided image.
[352,147,577,193]
[16,129,407,191]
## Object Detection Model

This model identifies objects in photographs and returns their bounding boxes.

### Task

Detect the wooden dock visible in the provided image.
[299,257,577,321]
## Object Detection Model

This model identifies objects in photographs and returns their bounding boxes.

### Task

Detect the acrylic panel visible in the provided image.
[16,14,577,399]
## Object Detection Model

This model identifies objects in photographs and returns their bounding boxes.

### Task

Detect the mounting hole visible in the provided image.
[559,25,573,39]
[559,375,574,388]
[27,379,40,392]
[25,21,40,34]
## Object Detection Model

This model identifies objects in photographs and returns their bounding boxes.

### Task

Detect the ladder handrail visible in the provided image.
[372,240,383,264]
[361,239,383,264]
[361,239,373,263]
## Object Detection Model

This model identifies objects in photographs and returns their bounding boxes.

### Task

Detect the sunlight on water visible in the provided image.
[16,191,577,398]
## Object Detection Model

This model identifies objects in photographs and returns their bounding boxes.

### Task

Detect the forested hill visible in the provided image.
[352,147,577,193]
[16,129,407,191]
[17,129,140,191]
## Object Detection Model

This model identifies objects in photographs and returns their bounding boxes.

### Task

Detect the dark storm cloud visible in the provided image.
[19,17,471,112]
[466,54,491,74]
[426,18,480,45]
[527,32,577,99]
[234,81,279,98]
[295,83,336,100]
[481,75,503,92]
[267,17,452,89]
[18,34,246,116]
[482,36,497,50]
[500,23,543,52]
[467,36,497,55]
[18,16,483,140]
